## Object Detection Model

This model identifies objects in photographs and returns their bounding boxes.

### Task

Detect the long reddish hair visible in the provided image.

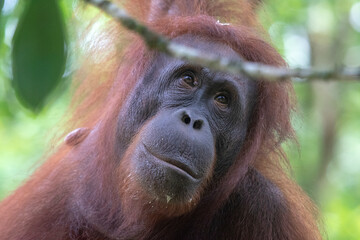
[0,1,321,239]
[65,0,319,236]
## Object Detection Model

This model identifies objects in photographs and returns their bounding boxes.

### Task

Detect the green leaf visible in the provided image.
[0,0,4,13]
[0,0,4,45]
[12,0,67,113]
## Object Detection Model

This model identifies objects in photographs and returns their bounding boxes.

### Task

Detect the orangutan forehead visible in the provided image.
[172,34,244,61]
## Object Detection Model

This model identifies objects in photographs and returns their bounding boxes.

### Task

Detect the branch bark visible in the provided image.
[84,0,360,82]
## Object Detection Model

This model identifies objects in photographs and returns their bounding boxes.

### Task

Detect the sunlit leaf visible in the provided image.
[12,0,67,113]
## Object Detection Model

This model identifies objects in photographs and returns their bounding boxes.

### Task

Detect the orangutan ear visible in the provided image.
[64,127,91,146]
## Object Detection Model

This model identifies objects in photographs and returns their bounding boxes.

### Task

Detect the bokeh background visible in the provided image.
[0,0,359,239]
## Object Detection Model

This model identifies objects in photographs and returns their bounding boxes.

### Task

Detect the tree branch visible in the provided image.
[84,0,360,81]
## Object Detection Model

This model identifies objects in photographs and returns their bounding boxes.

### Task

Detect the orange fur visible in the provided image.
[0,1,322,239]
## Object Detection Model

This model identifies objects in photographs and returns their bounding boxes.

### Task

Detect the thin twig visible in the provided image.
[84,0,360,81]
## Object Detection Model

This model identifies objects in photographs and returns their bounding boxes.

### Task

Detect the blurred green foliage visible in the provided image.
[0,0,359,239]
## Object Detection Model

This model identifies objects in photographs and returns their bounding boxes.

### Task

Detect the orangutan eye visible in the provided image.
[180,72,198,87]
[214,93,229,106]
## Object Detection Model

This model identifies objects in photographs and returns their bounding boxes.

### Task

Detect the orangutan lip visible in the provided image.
[143,144,199,180]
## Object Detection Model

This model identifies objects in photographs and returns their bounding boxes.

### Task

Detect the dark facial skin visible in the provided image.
[117,35,256,205]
